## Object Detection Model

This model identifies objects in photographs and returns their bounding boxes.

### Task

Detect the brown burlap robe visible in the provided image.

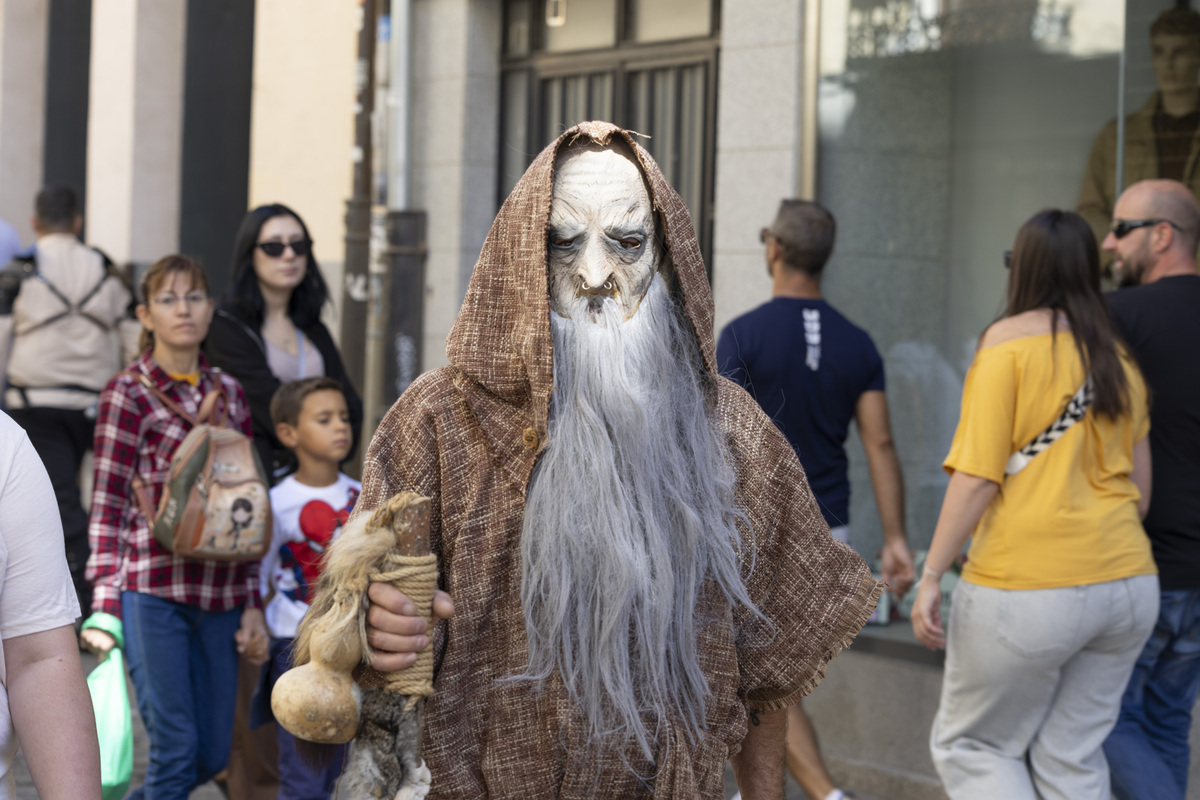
[353,121,881,798]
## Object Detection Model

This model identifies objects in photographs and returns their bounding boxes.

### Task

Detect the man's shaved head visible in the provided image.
[1122,180,1200,252]
[1106,180,1200,286]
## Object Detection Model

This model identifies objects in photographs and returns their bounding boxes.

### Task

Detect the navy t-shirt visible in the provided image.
[717,298,885,527]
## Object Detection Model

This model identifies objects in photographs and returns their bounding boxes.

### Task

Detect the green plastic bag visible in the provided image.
[82,613,132,800]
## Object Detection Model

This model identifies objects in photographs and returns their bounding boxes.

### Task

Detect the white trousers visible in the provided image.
[931,575,1159,800]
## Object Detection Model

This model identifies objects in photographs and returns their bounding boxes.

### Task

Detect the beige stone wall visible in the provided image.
[0,0,48,246]
[247,0,357,338]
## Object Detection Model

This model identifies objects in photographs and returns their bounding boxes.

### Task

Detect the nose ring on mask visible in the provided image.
[579,279,615,293]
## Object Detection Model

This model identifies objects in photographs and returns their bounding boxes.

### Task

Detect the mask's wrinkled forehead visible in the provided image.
[547,145,660,320]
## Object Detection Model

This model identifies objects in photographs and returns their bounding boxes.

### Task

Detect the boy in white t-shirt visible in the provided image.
[259,377,359,799]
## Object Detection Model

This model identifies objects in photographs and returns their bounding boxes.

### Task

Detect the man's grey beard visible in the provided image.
[519,274,758,763]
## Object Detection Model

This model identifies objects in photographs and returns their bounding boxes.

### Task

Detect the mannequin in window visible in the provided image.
[1078,8,1200,283]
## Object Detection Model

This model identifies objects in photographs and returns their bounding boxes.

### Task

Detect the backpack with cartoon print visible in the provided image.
[126,371,272,562]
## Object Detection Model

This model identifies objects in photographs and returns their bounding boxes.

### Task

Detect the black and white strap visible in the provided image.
[1005,378,1093,476]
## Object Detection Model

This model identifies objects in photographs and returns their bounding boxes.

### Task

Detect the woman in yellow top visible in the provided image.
[912,209,1158,799]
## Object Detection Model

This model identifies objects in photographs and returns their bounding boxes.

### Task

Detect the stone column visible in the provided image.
[408,0,501,372]
[86,0,186,265]
[709,0,807,333]
[0,0,49,245]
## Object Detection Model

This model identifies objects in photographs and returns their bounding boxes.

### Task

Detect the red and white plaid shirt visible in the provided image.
[86,350,262,617]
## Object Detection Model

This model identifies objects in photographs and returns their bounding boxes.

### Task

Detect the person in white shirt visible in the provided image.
[0,185,139,614]
[257,377,359,800]
[0,409,101,797]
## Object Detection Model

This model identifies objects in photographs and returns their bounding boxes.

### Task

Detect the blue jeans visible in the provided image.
[1105,588,1200,800]
[122,591,242,800]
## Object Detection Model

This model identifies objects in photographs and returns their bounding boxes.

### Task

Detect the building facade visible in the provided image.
[1,0,1195,794]
[410,0,1149,566]
[0,0,1171,577]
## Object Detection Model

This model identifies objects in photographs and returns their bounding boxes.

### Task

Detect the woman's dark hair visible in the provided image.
[1005,209,1130,418]
[228,204,327,329]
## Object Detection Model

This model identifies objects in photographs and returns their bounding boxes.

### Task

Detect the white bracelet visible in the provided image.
[921,565,943,584]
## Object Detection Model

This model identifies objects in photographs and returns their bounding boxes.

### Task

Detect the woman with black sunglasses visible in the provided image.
[204,204,363,800]
[206,203,363,481]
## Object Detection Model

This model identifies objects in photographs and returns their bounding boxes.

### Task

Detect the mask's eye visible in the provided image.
[550,235,576,249]
[619,238,642,251]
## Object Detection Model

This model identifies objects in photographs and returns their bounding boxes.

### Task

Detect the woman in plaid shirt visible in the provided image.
[79,255,269,800]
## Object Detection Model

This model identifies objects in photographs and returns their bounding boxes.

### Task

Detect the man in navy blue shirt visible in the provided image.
[718,199,914,800]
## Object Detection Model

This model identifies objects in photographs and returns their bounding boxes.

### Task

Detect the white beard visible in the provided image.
[519,274,757,763]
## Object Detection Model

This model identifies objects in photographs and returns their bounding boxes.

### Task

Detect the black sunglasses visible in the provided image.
[1109,219,1183,239]
[256,239,312,257]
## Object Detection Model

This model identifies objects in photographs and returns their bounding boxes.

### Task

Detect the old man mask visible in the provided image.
[546,143,662,319]
[520,140,757,764]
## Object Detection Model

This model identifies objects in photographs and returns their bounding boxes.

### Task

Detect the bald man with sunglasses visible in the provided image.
[1102,179,1200,800]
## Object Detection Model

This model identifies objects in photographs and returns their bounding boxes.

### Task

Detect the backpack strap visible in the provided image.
[197,383,229,426]
[15,257,119,336]
[124,369,228,427]
[130,474,158,525]
[123,368,227,523]
[124,370,199,426]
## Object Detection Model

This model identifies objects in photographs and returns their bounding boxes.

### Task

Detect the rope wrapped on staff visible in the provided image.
[272,491,438,800]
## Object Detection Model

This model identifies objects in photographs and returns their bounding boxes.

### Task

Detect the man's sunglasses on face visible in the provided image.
[256,239,313,258]
[1109,219,1184,239]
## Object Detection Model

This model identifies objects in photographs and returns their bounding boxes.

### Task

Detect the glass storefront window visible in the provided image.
[506,0,534,56]
[542,0,618,52]
[541,72,615,143]
[505,0,715,54]
[816,0,1129,551]
[499,0,719,260]
[502,71,532,196]
[628,0,713,42]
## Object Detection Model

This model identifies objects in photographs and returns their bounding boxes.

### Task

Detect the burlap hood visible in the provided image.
[444,120,717,435]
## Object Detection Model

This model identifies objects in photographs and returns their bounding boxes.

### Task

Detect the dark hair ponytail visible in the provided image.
[1005,209,1130,418]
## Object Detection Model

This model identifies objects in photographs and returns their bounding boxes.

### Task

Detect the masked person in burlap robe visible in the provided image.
[337,121,881,798]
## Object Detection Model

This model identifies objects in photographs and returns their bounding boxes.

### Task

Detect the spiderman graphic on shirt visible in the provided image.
[278,488,359,604]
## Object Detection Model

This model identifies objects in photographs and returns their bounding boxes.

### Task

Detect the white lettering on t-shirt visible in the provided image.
[803,308,821,371]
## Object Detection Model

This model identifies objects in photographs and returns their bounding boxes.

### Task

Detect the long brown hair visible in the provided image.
[137,254,210,353]
[1005,209,1129,418]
